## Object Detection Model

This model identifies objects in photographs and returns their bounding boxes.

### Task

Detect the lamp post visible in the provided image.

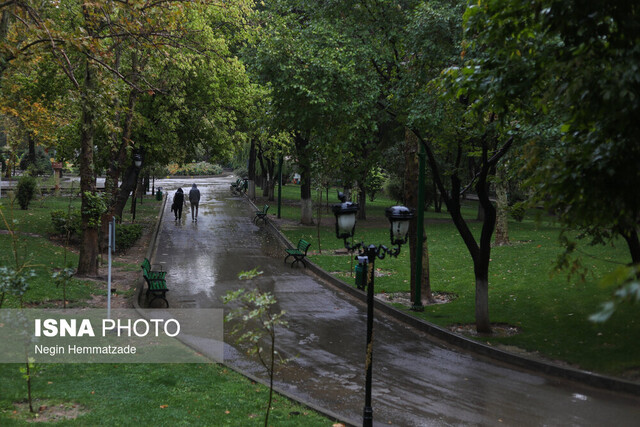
[332,193,414,427]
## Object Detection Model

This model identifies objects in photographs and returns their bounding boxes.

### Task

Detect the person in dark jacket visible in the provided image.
[172,188,185,220]
[189,183,201,221]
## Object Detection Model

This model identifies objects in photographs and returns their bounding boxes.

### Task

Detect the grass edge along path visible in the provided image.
[0,194,335,425]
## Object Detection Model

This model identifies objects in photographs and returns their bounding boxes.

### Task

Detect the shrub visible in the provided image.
[383,176,405,204]
[82,191,107,228]
[167,162,223,176]
[365,167,387,202]
[16,175,38,210]
[510,202,526,222]
[115,223,143,251]
[50,209,82,237]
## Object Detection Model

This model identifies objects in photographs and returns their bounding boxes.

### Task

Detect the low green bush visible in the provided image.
[50,208,82,237]
[16,175,38,210]
[175,162,223,176]
[510,202,526,222]
[115,223,143,251]
[383,176,405,204]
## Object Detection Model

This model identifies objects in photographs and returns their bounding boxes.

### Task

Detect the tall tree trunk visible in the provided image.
[295,133,313,225]
[494,165,510,246]
[143,173,149,195]
[267,157,276,202]
[476,200,485,221]
[113,164,140,220]
[413,129,513,333]
[248,139,256,199]
[432,179,442,213]
[474,148,497,333]
[300,173,313,225]
[357,186,367,220]
[101,85,138,245]
[77,63,99,277]
[621,227,640,265]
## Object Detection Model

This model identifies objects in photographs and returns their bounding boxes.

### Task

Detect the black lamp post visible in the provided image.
[332,193,414,427]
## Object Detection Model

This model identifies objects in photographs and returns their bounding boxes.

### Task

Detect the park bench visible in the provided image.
[141,258,169,307]
[141,258,165,280]
[230,178,242,193]
[230,178,248,194]
[253,204,270,224]
[284,239,312,268]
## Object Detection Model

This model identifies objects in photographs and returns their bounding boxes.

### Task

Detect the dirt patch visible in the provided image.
[40,221,154,310]
[375,291,456,306]
[331,269,397,279]
[448,323,521,338]
[10,401,88,423]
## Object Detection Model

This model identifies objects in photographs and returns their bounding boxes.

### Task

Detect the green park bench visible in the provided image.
[141,258,165,280]
[141,258,169,307]
[284,239,312,268]
[230,178,248,194]
[253,204,269,224]
[230,178,242,193]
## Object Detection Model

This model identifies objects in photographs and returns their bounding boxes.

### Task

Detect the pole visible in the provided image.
[277,155,283,219]
[413,142,426,311]
[363,245,376,427]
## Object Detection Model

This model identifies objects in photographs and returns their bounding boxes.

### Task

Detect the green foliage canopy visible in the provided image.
[459,0,640,261]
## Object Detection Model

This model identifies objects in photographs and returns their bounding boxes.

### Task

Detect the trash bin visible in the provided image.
[355,263,367,290]
[155,187,163,201]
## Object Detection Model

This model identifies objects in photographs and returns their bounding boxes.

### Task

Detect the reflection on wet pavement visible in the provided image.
[153,177,640,427]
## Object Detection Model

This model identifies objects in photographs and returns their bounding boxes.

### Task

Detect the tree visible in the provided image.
[246,1,378,225]
[458,0,640,324]
[462,0,640,264]
[2,0,254,275]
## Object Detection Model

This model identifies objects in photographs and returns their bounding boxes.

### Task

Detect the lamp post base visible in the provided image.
[363,406,373,427]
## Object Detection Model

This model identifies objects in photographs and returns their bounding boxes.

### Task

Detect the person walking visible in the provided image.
[172,188,185,221]
[189,183,201,221]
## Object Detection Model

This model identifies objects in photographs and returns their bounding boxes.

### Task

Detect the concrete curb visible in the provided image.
[245,197,640,397]
[133,192,167,310]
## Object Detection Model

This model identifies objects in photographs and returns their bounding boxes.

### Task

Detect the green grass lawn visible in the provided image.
[0,363,328,425]
[264,184,639,377]
[0,189,333,425]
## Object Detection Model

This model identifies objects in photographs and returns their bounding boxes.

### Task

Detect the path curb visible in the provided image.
[245,197,640,397]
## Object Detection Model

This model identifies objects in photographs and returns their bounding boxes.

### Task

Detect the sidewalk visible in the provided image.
[149,176,640,427]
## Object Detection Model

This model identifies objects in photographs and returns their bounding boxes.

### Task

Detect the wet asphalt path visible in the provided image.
[153,177,640,426]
